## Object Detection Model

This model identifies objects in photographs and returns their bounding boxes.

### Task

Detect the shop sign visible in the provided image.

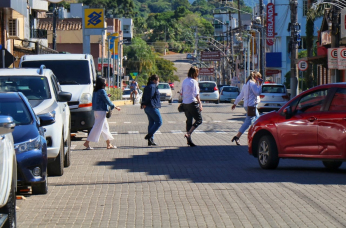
[328,48,338,69]
[341,9,346,39]
[199,68,215,75]
[266,3,275,46]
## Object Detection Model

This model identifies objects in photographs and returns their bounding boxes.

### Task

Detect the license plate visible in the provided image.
[204,94,210,96]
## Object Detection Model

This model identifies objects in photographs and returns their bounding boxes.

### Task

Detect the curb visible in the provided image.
[112,100,133,106]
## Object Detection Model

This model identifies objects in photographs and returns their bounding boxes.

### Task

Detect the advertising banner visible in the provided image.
[341,9,346,39]
[266,3,275,46]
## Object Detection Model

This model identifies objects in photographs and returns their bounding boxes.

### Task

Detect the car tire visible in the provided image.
[31,173,48,195]
[215,100,219,104]
[64,129,71,168]
[257,135,279,169]
[322,161,342,170]
[0,170,16,228]
[48,136,64,176]
[169,98,173,103]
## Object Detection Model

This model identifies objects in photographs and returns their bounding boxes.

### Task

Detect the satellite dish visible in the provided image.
[45,0,63,3]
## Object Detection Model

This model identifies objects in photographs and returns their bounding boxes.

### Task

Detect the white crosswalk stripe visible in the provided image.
[213,121,222,123]
[109,122,117,124]
[171,130,183,134]
[71,145,77,150]
[195,130,205,134]
[111,132,118,135]
[168,121,176,123]
[128,131,139,134]
[156,131,162,134]
[124,122,131,124]
[216,131,227,134]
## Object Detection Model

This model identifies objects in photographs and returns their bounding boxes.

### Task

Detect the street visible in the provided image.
[16,103,346,228]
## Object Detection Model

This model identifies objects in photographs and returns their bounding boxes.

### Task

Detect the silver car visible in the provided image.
[220,86,240,103]
[257,84,289,113]
[199,81,220,104]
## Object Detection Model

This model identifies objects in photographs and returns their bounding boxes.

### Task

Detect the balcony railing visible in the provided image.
[30,29,47,39]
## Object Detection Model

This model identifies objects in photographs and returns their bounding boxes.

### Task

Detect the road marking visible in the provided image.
[228,120,237,123]
[168,121,176,123]
[171,130,183,134]
[156,131,162,134]
[111,132,118,135]
[216,131,227,134]
[124,122,131,124]
[109,122,117,124]
[195,130,205,134]
[213,121,222,123]
[71,145,77,150]
[138,122,146,123]
[128,131,139,134]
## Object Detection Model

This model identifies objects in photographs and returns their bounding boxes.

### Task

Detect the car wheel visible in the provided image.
[48,136,64,176]
[322,161,342,170]
[215,100,219,104]
[257,135,279,169]
[64,129,71,168]
[169,98,173,103]
[0,170,16,228]
[31,173,48,195]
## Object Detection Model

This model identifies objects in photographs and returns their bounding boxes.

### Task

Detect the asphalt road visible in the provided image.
[16,103,346,228]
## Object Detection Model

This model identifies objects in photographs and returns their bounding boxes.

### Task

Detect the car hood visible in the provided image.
[29,99,58,115]
[158,89,171,93]
[60,84,93,102]
[13,124,38,144]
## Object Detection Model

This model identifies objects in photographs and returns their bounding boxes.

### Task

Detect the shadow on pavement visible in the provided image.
[95,145,346,185]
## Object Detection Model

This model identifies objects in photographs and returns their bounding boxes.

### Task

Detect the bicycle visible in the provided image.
[131,90,138,105]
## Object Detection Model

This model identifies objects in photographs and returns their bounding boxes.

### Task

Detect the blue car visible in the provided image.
[0,92,54,194]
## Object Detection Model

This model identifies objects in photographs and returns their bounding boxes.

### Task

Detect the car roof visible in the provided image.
[0,68,53,77]
[22,54,92,61]
[199,81,216,83]
[0,92,21,99]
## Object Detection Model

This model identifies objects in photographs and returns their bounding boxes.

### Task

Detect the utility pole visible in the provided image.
[52,3,57,50]
[290,0,299,98]
[331,0,339,83]
[238,0,243,82]
[259,0,264,79]
[229,11,234,80]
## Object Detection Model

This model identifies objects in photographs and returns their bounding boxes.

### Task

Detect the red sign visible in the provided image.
[266,69,281,75]
[298,60,308,71]
[199,68,215,75]
[266,3,275,46]
[200,51,221,61]
[98,63,113,71]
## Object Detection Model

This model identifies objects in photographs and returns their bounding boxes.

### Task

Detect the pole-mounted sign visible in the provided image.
[266,3,275,46]
[84,9,104,29]
[298,60,308,71]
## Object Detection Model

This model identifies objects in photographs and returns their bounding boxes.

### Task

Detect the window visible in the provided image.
[157,84,170,89]
[296,89,328,114]
[50,76,59,99]
[223,87,238,92]
[0,100,32,125]
[329,88,346,111]
[303,0,308,17]
[0,76,51,100]
[262,85,285,93]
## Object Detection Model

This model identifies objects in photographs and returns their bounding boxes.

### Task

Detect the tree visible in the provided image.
[172,0,190,11]
[155,57,179,82]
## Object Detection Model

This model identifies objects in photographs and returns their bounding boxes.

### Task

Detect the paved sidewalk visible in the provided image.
[16,103,346,228]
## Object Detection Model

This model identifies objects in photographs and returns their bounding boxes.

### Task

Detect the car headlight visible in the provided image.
[79,93,92,108]
[166,93,171,96]
[14,136,41,154]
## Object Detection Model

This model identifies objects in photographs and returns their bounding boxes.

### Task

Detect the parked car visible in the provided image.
[158,83,173,103]
[217,84,228,93]
[220,86,240,103]
[0,115,17,227]
[186,53,194,59]
[20,54,96,133]
[0,67,72,176]
[199,81,220,104]
[257,84,289,113]
[0,93,54,195]
[248,83,346,170]
[169,82,174,90]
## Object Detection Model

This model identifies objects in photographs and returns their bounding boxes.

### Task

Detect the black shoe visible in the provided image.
[232,136,240,146]
[184,134,196,147]
[148,138,157,146]
[144,134,152,140]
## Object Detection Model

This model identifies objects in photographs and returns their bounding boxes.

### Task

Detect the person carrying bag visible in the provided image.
[231,71,262,145]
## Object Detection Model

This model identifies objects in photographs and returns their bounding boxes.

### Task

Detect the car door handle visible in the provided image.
[308,117,317,122]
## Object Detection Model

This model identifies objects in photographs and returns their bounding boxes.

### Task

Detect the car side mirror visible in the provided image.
[58,91,72,102]
[39,115,55,127]
[281,106,292,119]
[0,116,15,135]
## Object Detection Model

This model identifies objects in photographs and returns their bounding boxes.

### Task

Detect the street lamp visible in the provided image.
[44,0,63,50]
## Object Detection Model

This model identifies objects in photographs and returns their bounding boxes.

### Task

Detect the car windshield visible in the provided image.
[123,90,131,95]
[223,87,238,92]
[0,76,51,100]
[158,84,170,89]
[262,85,285,93]
[0,100,32,125]
[22,60,91,85]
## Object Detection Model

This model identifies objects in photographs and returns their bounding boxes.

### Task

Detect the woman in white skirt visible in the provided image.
[83,77,121,150]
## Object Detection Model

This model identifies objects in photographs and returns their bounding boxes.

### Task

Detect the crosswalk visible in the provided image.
[104,130,245,136]
[107,120,243,124]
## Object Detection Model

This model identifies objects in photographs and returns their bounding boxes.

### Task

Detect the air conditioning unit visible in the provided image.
[8,19,19,39]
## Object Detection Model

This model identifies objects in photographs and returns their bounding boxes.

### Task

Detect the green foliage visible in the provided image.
[284,71,290,89]
[172,0,190,11]
[107,88,122,101]
[79,0,135,17]
[155,58,179,82]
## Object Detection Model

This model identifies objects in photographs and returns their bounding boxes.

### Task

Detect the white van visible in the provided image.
[20,54,96,133]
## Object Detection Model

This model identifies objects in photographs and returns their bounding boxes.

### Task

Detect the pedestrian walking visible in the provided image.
[181,66,203,147]
[231,71,262,145]
[83,77,121,150]
[141,75,162,146]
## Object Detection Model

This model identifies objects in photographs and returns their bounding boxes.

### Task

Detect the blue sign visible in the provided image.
[266,52,282,68]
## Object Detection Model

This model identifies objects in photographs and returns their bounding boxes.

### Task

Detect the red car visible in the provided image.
[169,82,174,90]
[248,83,346,170]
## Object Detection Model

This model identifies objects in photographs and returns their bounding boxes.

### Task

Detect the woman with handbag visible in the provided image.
[231,71,262,145]
[141,75,162,146]
[83,77,121,150]
[181,66,203,147]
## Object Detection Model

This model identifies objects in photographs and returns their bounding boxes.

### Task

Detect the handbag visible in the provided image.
[106,107,112,118]
[178,103,185,112]
[246,82,257,117]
